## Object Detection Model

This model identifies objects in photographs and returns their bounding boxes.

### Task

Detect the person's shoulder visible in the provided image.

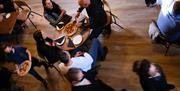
[15,46,27,50]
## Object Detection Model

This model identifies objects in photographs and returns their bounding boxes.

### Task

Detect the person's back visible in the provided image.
[157,0,180,43]
[67,68,115,91]
[33,31,62,64]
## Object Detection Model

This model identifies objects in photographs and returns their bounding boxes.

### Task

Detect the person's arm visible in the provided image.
[83,52,93,64]
[75,7,84,19]
[26,49,32,62]
[74,51,84,57]
[55,9,66,24]
[15,64,20,74]
[44,12,57,26]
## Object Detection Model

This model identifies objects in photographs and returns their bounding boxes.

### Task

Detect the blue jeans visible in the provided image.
[88,38,104,68]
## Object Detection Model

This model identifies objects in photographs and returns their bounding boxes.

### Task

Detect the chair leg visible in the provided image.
[165,43,171,56]
[31,11,42,17]
[51,64,66,81]
[28,18,38,30]
[110,12,125,29]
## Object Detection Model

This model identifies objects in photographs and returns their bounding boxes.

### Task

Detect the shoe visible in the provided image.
[102,28,112,39]
[166,84,175,90]
[42,79,48,89]
[120,89,127,91]
[101,46,108,61]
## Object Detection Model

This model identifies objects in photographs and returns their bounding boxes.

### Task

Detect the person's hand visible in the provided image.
[15,64,20,74]
[74,51,84,57]
[75,12,80,20]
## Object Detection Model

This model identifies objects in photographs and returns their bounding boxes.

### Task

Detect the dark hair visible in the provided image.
[67,68,82,82]
[133,59,151,78]
[44,37,53,44]
[42,0,47,7]
[0,42,12,50]
[60,51,69,64]
[33,30,44,44]
[173,1,180,15]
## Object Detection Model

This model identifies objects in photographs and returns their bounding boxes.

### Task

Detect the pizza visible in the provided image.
[18,60,32,76]
[63,22,77,36]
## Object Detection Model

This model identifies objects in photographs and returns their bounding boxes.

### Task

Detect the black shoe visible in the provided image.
[166,84,175,90]
[42,79,48,89]
[120,89,127,91]
[101,46,108,61]
[102,28,112,39]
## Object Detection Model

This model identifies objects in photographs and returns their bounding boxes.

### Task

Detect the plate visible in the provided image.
[55,36,66,46]
[63,22,77,36]
[5,13,11,19]
[72,35,83,45]
[18,60,32,76]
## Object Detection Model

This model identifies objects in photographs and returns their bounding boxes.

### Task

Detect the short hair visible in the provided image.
[60,51,69,64]
[133,59,151,77]
[33,31,44,44]
[173,0,180,15]
[44,37,53,43]
[67,68,82,82]
[0,42,12,50]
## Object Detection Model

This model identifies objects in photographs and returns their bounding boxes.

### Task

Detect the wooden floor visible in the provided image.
[5,0,180,91]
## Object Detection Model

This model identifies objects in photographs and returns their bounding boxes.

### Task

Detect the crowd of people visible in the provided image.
[0,0,179,91]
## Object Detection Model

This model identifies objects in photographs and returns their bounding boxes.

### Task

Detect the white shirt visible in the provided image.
[68,52,93,72]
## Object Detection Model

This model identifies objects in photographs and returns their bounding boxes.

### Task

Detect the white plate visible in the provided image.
[72,35,83,45]
[55,36,66,46]
[5,13,11,19]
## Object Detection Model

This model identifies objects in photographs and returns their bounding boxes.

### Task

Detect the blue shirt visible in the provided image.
[157,1,180,42]
[6,47,29,64]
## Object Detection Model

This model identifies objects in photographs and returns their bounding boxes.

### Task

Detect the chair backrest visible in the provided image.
[15,0,31,21]
[14,0,31,10]
[105,11,113,26]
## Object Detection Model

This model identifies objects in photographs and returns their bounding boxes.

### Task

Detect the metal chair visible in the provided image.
[14,0,42,30]
[102,0,125,30]
[151,20,178,56]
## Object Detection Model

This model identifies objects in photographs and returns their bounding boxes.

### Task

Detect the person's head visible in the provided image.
[78,0,90,8]
[133,59,160,77]
[173,0,180,15]
[44,37,55,46]
[67,68,84,82]
[42,0,53,9]
[33,30,44,44]
[0,44,13,53]
[60,51,71,64]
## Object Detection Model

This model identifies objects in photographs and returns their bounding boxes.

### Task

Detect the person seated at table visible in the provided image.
[1,44,48,88]
[33,31,63,64]
[42,0,72,28]
[156,0,180,44]
[67,67,115,91]
[133,59,175,91]
[75,0,111,39]
[59,38,108,72]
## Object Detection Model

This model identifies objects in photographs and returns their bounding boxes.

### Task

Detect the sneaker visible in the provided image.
[101,46,108,61]
[166,84,175,90]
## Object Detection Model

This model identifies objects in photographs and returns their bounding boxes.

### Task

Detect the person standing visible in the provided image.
[1,44,48,88]
[76,0,111,39]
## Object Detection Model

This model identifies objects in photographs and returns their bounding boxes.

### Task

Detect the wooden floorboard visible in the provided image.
[3,0,180,91]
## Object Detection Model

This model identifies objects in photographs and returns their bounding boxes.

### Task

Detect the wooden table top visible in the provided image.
[56,27,91,51]
[0,11,18,34]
